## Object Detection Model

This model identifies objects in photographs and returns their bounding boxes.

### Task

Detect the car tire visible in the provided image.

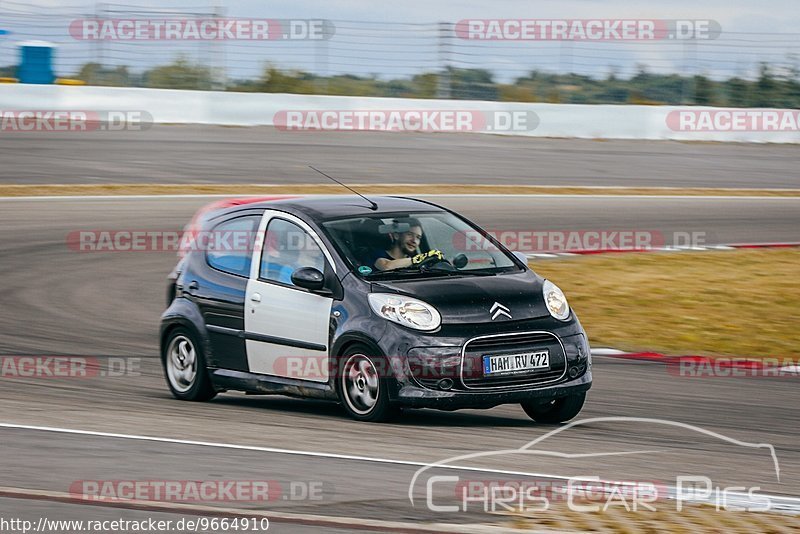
[337,345,399,423]
[162,327,216,402]
[521,393,585,424]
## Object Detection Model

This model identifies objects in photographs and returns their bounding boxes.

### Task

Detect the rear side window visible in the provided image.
[205,215,260,277]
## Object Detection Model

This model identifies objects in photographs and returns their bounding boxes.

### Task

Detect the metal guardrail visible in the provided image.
[0,2,798,99]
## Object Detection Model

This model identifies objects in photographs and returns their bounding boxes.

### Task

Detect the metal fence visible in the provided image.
[1,1,799,99]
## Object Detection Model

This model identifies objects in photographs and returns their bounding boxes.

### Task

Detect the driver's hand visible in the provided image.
[412,249,444,265]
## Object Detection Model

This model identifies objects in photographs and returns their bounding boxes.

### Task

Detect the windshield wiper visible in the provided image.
[437,268,495,276]
[366,269,449,280]
[366,266,496,279]
[416,264,498,276]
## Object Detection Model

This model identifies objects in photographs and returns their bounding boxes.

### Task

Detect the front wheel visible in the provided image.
[521,393,585,424]
[162,327,216,401]
[338,346,399,423]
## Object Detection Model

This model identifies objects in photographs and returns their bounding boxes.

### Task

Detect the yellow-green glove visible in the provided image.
[412,249,444,265]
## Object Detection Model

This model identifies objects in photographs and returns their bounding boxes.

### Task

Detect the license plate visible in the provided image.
[483,350,550,376]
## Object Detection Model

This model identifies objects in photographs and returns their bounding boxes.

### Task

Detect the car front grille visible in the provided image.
[460,331,567,390]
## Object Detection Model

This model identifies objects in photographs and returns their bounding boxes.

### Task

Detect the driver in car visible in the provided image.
[372,218,444,271]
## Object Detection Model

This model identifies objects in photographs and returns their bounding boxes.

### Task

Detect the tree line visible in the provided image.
[2,59,798,107]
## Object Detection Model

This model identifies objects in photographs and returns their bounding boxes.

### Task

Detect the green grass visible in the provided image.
[531,248,800,358]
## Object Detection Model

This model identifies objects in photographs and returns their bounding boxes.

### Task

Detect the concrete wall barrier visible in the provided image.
[1,84,798,143]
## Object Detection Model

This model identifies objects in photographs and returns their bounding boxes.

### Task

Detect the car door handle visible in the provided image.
[250,293,261,303]
[187,280,199,293]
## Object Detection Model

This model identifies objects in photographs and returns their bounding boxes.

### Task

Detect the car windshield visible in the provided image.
[321,211,522,279]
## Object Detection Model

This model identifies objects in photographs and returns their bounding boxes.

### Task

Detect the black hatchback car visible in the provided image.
[160,195,591,422]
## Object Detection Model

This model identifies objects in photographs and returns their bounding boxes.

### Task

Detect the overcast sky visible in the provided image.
[1,0,798,81]
[6,0,797,33]
[123,0,799,32]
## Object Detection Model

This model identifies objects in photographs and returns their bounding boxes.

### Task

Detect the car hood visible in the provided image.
[370,270,550,324]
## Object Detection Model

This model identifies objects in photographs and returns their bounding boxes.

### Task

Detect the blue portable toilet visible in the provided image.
[18,41,56,84]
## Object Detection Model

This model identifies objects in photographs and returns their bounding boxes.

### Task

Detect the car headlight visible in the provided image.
[368,293,441,331]
[543,280,570,321]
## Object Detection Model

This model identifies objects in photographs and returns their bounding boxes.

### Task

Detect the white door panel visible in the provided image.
[244,279,332,382]
[244,210,335,383]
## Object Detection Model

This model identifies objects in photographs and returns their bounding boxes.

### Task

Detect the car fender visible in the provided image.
[159,297,215,367]
[331,330,385,362]
[330,327,403,397]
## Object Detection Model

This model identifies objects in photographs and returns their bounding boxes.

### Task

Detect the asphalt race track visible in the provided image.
[1,125,799,188]
[1,194,799,354]
[0,193,798,530]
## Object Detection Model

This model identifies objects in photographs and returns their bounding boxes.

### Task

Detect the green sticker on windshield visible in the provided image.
[358,265,373,275]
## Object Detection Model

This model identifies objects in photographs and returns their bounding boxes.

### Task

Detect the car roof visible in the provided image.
[223,195,446,221]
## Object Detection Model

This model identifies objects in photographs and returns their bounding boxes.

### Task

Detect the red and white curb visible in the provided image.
[526,242,800,259]
[591,348,799,376]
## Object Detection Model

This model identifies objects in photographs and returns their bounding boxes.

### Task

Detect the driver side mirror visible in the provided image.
[453,254,469,269]
[512,251,529,267]
[291,267,326,292]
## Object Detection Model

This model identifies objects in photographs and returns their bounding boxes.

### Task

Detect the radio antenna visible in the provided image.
[308,166,378,211]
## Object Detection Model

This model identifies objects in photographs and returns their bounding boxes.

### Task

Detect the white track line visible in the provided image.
[2,422,800,513]
[0,422,576,480]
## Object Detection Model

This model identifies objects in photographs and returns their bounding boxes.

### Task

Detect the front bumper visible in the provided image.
[375,315,593,409]
[396,371,592,410]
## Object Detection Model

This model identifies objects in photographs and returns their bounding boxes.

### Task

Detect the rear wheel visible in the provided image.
[521,393,585,423]
[162,327,216,401]
[338,345,399,423]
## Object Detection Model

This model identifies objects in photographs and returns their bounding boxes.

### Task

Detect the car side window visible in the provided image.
[260,218,326,286]
[205,215,260,277]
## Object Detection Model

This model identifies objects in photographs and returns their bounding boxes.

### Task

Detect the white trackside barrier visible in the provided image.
[1,84,798,143]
